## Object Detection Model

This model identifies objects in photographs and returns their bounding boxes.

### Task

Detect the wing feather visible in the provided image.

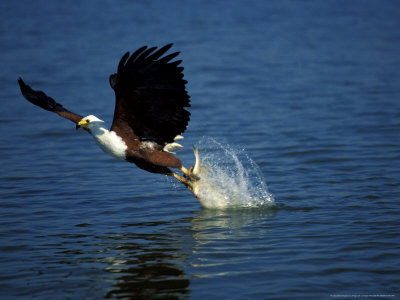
[18,78,85,126]
[117,52,130,74]
[146,44,173,61]
[110,44,191,145]
[123,46,147,70]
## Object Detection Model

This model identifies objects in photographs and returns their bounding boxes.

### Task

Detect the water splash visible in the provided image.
[191,137,274,209]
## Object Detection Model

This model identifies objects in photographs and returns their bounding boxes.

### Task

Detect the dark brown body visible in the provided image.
[112,122,182,175]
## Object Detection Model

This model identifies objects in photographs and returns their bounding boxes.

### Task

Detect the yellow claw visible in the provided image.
[173,173,193,191]
[173,147,203,194]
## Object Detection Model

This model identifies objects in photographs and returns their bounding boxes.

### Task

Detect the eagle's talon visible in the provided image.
[181,166,200,182]
[189,173,200,181]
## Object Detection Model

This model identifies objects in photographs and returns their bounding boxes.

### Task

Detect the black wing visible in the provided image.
[109,44,191,145]
[18,78,84,125]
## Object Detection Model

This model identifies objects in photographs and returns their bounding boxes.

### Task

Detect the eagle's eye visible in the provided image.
[86,119,90,124]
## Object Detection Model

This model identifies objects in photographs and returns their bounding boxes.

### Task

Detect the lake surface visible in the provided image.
[1,0,399,299]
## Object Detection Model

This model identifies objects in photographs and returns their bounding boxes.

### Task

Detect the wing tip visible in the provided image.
[18,77,33,98]
[117,51,130,74]
[18,77,26,90]
[118,43,178,72]
[17,78,64,113]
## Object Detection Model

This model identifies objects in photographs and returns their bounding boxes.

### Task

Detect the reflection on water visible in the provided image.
[191,207,276,233]
[188,208,276,281]
[102,231,191,299]
[51,209,275,299]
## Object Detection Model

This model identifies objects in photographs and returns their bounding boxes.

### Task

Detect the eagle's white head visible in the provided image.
[77,115,105,131]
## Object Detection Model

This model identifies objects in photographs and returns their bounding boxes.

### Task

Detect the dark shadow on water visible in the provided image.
[100,227,191,299]
[100,208,275,299]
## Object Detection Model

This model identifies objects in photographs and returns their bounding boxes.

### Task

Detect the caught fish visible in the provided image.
[184,147,230,208]
[182,139,274,209]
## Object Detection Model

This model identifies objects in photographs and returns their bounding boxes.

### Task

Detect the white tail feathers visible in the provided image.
[163,135,184,153]
[173,135,184,141]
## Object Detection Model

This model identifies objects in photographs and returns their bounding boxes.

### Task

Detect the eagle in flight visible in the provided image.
[18,44,197,186]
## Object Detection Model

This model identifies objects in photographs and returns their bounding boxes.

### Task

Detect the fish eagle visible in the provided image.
[18,44,197,186]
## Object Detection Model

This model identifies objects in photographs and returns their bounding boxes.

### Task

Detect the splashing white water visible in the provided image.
[191,138,274,209]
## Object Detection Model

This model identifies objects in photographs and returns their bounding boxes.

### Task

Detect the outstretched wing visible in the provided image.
[109,44,191,145]
[18,78,84,126]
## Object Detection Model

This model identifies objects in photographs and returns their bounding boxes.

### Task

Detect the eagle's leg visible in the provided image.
[180,166,190,176]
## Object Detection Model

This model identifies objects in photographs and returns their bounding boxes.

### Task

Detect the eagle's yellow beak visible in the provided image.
[76,119,89,130]
[78,119,90,127]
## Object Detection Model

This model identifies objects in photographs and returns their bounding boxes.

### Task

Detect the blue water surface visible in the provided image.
[0,0,399,299]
